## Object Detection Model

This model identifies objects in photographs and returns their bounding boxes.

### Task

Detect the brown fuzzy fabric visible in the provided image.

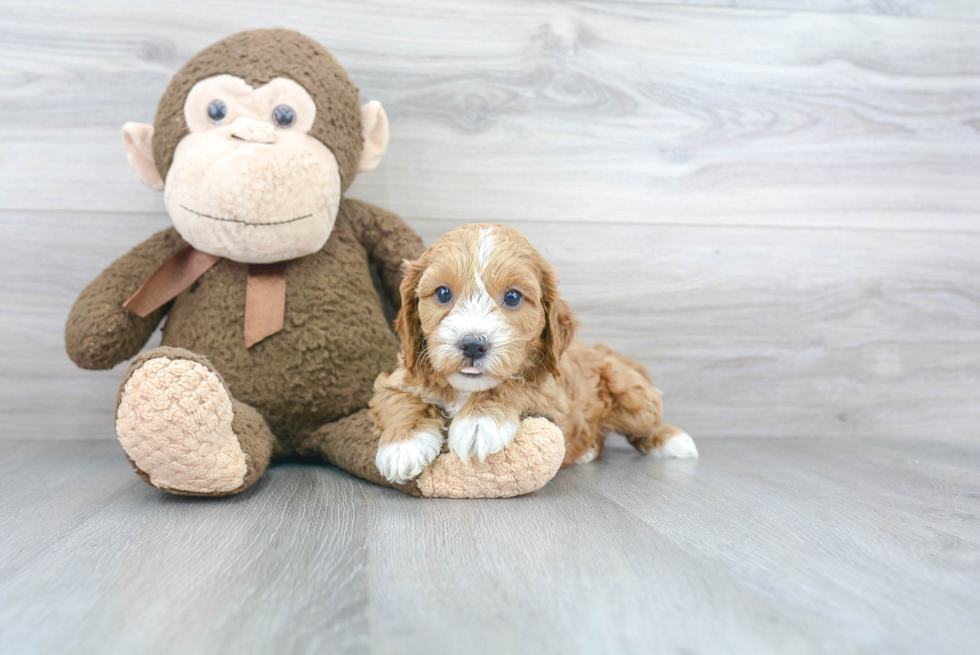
[68,198,424,492]
[66,229,188,370]
[156,198,421,440]
[229,398,277,493]
[152,29,363,191]
[299,408,422,497]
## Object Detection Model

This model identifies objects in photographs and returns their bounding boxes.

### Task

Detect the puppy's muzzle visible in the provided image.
[458,334,489,361]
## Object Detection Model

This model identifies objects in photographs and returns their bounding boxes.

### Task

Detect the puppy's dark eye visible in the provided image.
[272,105,296,128]
[503,289,523,307]
[207,99,227,124]
[435,286,453,304]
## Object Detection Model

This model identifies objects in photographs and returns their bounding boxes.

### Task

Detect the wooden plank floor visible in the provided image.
[1,437,977,654]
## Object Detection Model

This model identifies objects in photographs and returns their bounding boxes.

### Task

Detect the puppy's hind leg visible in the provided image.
[644,424,698,459]
[597,347,698,459]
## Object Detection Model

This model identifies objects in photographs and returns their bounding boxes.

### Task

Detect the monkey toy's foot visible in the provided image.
[115,347,258,495]
[415,417,565,499]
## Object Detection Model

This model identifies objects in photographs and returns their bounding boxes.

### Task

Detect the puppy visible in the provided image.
[372,224,697,484]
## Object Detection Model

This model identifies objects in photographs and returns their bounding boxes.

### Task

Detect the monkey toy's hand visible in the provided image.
[66,228,187,370]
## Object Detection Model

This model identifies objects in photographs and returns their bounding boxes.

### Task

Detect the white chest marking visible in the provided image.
[438,392,471,419]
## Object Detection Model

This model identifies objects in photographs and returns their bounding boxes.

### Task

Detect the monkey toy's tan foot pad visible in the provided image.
[416,417,565,499]
[115,349,247,494]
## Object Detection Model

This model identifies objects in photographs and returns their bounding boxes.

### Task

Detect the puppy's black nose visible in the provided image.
[459,335,489,360]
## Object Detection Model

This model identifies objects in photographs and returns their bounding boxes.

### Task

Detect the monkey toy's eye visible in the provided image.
[503,289,523,307]
[207,99,227,124]
[435,286,453,304]
[272,105,296,128]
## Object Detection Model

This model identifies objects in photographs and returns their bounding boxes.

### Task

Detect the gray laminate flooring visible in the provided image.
[1,437,977,654]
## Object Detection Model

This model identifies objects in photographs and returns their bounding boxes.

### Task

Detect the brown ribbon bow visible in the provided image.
[123,245,287,348]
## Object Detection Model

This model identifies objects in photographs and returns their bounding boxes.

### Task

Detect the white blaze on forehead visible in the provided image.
[473,226,495,294]
[477,226,495,270]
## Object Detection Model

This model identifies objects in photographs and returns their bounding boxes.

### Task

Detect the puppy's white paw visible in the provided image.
[448,415,519,463]
[575,446,598,465]
[651,432,699,459]
[375,429,444,484]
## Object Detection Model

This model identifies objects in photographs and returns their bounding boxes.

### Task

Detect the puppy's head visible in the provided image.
[396,224,577,392]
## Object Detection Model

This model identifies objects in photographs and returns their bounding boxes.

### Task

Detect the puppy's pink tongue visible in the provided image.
[460,366,482,375]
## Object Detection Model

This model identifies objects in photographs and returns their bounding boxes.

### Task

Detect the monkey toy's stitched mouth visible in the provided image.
[180,204,313,227]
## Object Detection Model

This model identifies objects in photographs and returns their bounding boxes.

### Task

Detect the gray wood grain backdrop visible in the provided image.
[1,0,978,441]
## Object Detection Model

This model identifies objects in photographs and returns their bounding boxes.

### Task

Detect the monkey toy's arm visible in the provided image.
[340,198,425,309]
[65,228,188,370]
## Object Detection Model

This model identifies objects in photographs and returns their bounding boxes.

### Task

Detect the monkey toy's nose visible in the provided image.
[459,335,489,360]
[229,116,276,144]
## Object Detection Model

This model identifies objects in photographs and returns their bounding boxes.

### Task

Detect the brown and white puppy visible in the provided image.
[372,224,697,484]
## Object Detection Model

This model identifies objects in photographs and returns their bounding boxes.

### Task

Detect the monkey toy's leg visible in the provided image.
[115,347,277,496]
[296,411,420,494]
[299,415,567,499]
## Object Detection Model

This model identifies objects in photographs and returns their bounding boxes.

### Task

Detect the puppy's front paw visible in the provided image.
[448,415,519,463]
[375,429,444,484]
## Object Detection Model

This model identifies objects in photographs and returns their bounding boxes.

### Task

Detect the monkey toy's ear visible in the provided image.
[121,122,165,191]
[358,101,389,173]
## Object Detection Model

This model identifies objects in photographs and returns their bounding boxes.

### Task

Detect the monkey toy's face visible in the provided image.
[163,74,341,263]
[121,46,388,264]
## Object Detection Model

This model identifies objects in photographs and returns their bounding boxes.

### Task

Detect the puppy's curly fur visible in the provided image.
[372,224,696,484]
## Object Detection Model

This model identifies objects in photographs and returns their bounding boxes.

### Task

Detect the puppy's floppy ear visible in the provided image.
[539,262,578,377]
[395,258,427,376]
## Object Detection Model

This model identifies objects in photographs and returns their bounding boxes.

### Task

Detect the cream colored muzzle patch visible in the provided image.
[116,357,246,493]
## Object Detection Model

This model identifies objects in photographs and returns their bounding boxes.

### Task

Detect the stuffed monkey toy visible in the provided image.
[65,29,564,498]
